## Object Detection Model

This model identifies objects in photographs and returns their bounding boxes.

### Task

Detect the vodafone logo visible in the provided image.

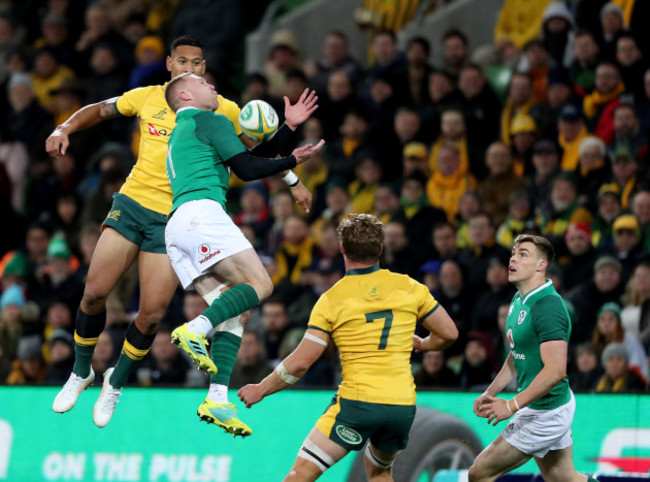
[198,244,220,264]
[198,244,211,255]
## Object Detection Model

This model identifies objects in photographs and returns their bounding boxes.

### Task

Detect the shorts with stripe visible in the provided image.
[315,395,415,452]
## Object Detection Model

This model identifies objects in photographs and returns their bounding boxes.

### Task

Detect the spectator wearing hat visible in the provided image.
[402,142,429,177]
[6,334,48,384]
[427,141,478,222]
[607,146,641,210]
[591,302,647,381]
[525,139,561,213]
[30,235,82,314]
[611,214,644,283]
[569,30,600,93]
[496,189,534,249]
[569,342,605,392]
[129,35,167,89]
[478,142,525,227]
[0,284,26,362]
[567,255,625,346]
[607,103,646,165]
[413,350,459,388]
[584,62,625,142]
[420,259,442,293]
[393,170,446,254]
[540,1,576,68]
[557,104,588,171]
[531,67,577,141]
[575,136,610,212]
[470,255,516,341]
[562,223,598,291]
[537,173,593,249]
[594,341,646,392]
[1,252,27,291]
[5,72,54,159]
[509,113,538,176]
[263,29,302,99]
[233,181,273,244]
[501,72,537,146]
[44,328,75,383]
[598,3,626,62]
[591,185,622,251]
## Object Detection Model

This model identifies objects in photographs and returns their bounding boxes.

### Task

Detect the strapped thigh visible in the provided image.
[297,437,336,473]
[365,443,399,469]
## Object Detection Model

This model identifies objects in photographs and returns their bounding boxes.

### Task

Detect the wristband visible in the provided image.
[505,401,513,415]
[507,398,519,414]
[282,170,300,188]
[275,361,299,384]
[512,396,520,411]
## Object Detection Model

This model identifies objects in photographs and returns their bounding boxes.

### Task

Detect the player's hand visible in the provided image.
[482,396,512,426]
[292,139,325,164]
[473,392,492,418]
[413,335,424,352]
[290,182,312,212]
[284,88,318,130]
[238,384,265,408]
[45,128,70,157]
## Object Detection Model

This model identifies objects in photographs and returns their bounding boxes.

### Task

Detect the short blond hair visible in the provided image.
[163,72,194,112]
[336,213,384,263]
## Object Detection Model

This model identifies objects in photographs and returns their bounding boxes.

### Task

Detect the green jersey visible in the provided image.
[166,108,246,213]
[505,279,571,410]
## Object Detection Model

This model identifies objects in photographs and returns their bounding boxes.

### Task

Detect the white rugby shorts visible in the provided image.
[165,199,253,289]
[501,391,575,458]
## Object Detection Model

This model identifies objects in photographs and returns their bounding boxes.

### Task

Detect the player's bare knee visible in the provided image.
[253,275,274,301]
[468,462,488,482]
[80,289,108,314]
[135,308,165,334]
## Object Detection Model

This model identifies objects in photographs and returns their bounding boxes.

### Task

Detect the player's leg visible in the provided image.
[52,227,139,413]
[535,446,592,482]
[468,435,532,482]
[363,444,399,482]
[284,427,349,482]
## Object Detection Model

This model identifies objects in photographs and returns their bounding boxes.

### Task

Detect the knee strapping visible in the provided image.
[365,444,397,469]
[297,438,335,473]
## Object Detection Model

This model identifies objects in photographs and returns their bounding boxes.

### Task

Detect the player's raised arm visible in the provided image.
[45,97,122,157]
[237,328,329,408]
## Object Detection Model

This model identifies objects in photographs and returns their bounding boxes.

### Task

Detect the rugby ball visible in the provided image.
[239,99,279,143]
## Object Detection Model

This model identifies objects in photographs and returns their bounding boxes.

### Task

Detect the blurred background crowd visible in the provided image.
[0,0,649,395]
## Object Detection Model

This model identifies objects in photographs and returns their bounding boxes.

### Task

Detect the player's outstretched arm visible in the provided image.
[45,97,122,157]
[238,328,329,408]
[415,305,458,352]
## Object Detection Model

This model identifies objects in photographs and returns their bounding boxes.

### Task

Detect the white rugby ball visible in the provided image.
[239,99,279,143]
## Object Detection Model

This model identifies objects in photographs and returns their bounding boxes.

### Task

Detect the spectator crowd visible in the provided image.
[0,0,649,394]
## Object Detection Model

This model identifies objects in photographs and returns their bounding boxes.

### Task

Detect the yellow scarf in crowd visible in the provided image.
[428,136,469,175]
[583,83,625,118]
[558,125,588,171]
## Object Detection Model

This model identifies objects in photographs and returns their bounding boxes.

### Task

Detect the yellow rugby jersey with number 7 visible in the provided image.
[115,84,242,215]
[308,266,438,405]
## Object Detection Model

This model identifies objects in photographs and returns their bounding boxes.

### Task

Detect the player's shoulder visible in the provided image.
[122,84,164,99]
[216,95,240,111]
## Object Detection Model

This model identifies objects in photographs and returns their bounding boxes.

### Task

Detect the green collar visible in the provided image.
[345,265,380,276]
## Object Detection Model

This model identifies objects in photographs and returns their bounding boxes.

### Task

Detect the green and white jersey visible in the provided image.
[505,279,571,410]
[166,107,246,213]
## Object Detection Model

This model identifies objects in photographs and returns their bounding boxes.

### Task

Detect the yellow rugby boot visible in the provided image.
[197,398,253,438]
[171,324,217,374]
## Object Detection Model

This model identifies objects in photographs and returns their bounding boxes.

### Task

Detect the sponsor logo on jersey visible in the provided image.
[368,286,379,298]
[507,329,514,349]
[198,244,221,264]
[106,209,121,221]
[517,310,527,325]
[335,425,362,445]
[147,123,170,137]
[512,352,526,360]
[152,108,168,120]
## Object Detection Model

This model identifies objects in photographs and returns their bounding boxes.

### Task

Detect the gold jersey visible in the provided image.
[308,266,438,405]
[115,85,242,214]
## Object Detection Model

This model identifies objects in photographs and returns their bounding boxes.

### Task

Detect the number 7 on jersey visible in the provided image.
[365,310,393,350]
